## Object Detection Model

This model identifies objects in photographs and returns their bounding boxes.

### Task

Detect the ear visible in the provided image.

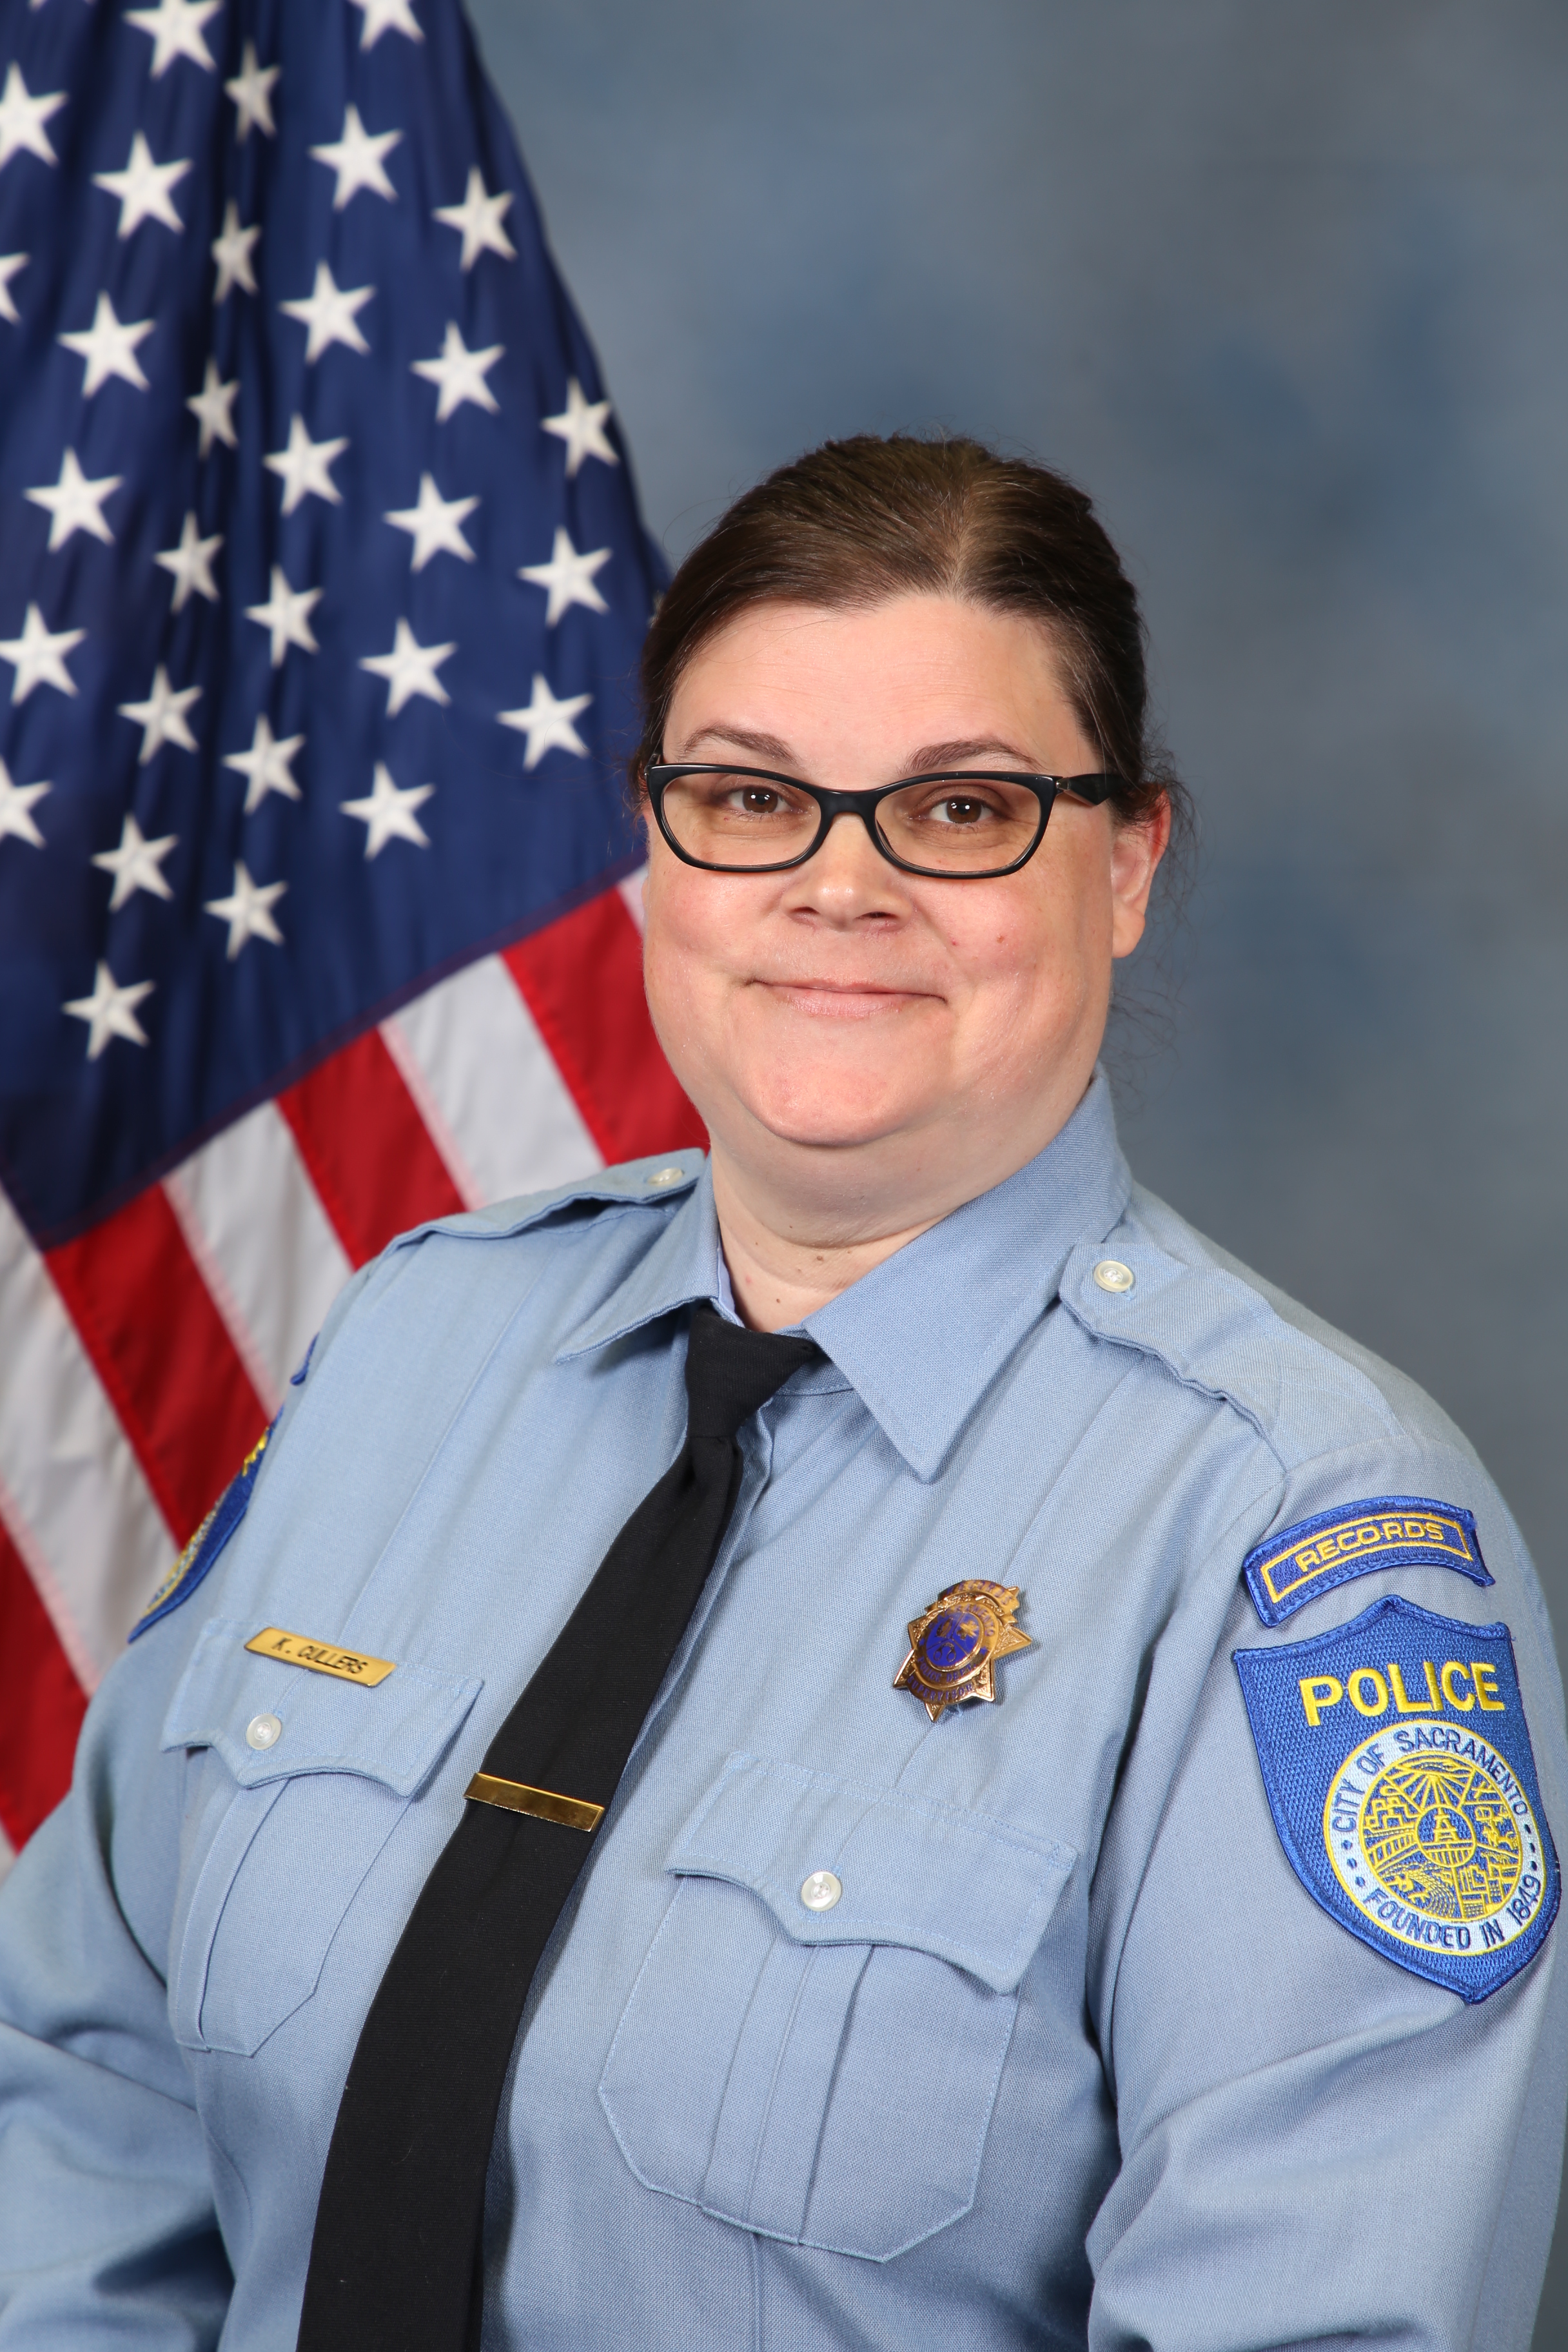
[1108,794,1171,960]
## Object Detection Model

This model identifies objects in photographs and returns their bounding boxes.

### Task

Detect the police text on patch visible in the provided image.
[1234,1597,1558,2001]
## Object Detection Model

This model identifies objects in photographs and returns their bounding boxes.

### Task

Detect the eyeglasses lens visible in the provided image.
[660,772,1044,873]
[660,772,819,867]
[875,778,1043,872]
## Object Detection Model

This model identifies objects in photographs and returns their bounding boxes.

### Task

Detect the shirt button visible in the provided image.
[646,1166,685,1188]
[1092,1259,1135,1294]
[799,1869,842,1912]
[245,1712,282,1751]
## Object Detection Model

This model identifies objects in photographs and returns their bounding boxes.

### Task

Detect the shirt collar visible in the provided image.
[558,1068,1130,1479]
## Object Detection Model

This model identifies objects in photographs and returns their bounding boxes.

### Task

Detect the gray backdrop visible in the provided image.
[468,3,1568,2331]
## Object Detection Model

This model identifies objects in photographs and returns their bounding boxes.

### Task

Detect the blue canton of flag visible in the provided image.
[0,0,663,1249]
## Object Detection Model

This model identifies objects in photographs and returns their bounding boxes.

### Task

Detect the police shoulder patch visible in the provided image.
[1235,1596,1558,2000]
[130,1422,274,1641]
[1242,1494,1491,1627]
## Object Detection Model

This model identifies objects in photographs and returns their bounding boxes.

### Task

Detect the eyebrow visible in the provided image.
[903,738,1038,772]
[676,723,798,763]
[671,726,1041,773]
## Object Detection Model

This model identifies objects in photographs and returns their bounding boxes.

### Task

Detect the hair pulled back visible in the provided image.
[636,433,1187,845]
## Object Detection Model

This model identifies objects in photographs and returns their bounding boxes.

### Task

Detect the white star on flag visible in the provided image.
[63,962,154,1057]
[223,714,304,812]
[24,449,122,550]
[154,511,222,609]
[126,0,220,77]
[90,812,178,908]
[348,0,424,49]
[92,132,191,237]
[385,473,478,569]
[0,64,66,172]
[498,673,592,769]
[187,357,239,453]
[542,378,618,476]
[59,291,155,395]
[205,863,287,957]
[360,618,455,714]
[118,665,201,761]
[311,106,401,208]
[226,42,279,139]
[0,253,26,323]
[0,759,50,848]
[245,566,322,664]
[340,761,434,856]
[0,603,84,702]
[434,168,516,270]
[412,321,502,420]
[280,261,374,361]
[211,201,260,299]
[264,414,349,512]
[519,526,612,625]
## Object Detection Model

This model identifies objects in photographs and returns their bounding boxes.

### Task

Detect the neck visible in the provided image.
[709,1073,1097,1331]
[712,1157,945,1331]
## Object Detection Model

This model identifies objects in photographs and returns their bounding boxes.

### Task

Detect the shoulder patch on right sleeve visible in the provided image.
[1244,1496,1493,1626]
[130,1422,274,1641]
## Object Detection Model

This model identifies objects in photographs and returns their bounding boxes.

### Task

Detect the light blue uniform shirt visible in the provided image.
[1,1073,1564,2349]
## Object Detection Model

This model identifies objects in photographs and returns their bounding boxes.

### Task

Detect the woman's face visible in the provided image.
[642,594,1166,1217]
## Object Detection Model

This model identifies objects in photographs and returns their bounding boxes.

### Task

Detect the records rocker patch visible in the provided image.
[1235,1596,1558,2001]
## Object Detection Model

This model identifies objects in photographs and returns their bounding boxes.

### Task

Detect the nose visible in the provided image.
[781,807,906,925]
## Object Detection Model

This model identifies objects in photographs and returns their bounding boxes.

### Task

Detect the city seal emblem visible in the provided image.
[1235,1595,1558,2000]
[894,1580,1031,1721]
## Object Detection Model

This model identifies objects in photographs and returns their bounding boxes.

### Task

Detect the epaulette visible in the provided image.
[387,1147,706,1253]
[1057,1225,1404,1471]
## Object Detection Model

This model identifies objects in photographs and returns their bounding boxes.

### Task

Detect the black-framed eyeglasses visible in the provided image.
[644,764,1123,880]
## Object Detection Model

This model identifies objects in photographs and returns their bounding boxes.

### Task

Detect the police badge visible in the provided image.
[894,1580,1031,1720]
[1235,1596,1559,2001]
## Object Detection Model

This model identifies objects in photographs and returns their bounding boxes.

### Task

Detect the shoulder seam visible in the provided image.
[1061,1293,1293,1478]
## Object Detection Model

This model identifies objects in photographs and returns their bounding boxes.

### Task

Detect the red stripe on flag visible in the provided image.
[278,1027,465,1269]
[46,1188,270,1545]
[0,1515,88,1849]
[504,889,706,1164]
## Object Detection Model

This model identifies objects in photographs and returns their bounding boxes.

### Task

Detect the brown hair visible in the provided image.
[635,433,1188,844]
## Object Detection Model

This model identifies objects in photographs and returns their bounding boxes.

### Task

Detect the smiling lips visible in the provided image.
[756,979,938,1018]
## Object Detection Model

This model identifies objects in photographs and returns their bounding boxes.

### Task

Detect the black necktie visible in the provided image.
[298,1303,818,2352]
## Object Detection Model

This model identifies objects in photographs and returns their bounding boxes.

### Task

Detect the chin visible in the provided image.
[731,1072,921,1154]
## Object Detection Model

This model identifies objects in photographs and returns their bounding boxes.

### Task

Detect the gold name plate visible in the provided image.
[464,1773,603,1833]
[244,1626,397,1686]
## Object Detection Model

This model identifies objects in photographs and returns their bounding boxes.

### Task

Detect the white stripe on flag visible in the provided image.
[164,1102,353,1408]
[0,1188,176,1682]
[378,1011,484,1211]
[386,956,602,1208]
[0,1817,14,1889]
[618,865,647,934]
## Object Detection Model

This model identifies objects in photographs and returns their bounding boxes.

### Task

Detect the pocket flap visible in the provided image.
[161,1616,481,1797]
[671,1753,1076,1995]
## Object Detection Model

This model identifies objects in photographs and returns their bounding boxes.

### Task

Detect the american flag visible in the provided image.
[0,0,701,1877]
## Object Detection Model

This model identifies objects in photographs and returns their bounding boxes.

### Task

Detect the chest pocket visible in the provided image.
[599,1752,1076,2262]
[161,1616,481,2057]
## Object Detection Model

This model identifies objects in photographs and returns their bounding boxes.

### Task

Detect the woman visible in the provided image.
[1,436,1562,2350]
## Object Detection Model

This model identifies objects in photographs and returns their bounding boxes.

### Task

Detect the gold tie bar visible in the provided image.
[463,1773,604,1833]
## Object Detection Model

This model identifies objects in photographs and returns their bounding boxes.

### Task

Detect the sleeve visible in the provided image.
[0,1638,231,2344]
[0,1257,376,2344]
[1084,1447,1568,2352]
